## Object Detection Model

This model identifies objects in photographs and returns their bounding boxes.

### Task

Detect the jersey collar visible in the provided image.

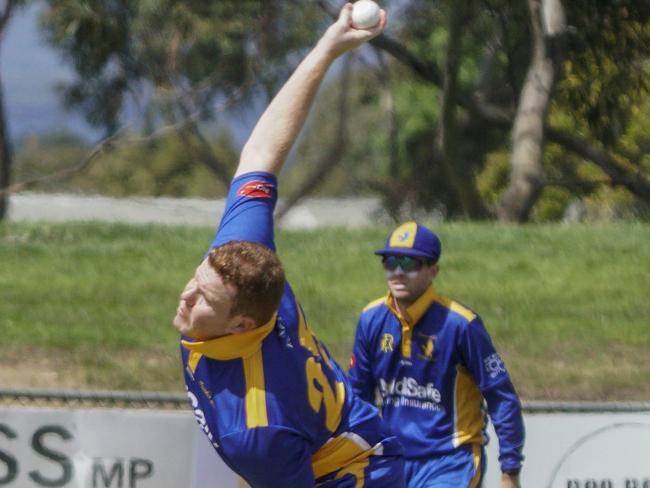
[385,286,438,359]
[180,313,277,361]
[385,285,438,326]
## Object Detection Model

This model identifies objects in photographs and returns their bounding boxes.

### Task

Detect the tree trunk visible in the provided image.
[156,92,233,189]
[175,101,233,189]
[0,61,12,220]
[275,55,353,221]
[496,0,566,222]
[373,4,649,209]
[0,2,18,221]
[376,49,406,220]
[438,0,488,219]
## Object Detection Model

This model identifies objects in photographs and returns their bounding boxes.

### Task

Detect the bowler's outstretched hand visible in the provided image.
[236,2,386,177]
[318,2,387,60]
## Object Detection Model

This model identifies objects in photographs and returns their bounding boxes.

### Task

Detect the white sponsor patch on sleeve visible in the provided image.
[483,353,507,379]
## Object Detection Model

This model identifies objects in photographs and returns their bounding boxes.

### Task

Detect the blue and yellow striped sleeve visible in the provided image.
[484,385,525,472]
[349,311,378,405]
[458,317,525,472]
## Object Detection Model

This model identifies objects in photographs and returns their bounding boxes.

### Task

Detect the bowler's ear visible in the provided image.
[430,263,440,280]
[228,315,258,335]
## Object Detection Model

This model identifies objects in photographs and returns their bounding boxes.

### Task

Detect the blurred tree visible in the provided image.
[33,0,650,222]
[547,1,650,210]
[13,129,237,197]
[371,0,650,220]
[495,0,566,222]
[38,0,324,189]
[13,132,89,193]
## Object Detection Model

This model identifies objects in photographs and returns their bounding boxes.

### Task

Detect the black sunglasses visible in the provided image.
[382,255,426,272]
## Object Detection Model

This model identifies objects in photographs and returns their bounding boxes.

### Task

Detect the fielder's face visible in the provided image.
[384,255,438,307]
[173,258,242,341]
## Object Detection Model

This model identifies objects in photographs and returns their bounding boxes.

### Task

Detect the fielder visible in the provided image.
[349,222,525,487]
[173,5,405,487]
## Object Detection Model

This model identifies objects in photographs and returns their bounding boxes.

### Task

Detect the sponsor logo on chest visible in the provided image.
[378,376,444,411]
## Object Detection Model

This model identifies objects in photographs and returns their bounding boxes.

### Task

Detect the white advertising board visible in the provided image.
[0,407,239,488]
[2,406,649,487]
[484,412,650,488]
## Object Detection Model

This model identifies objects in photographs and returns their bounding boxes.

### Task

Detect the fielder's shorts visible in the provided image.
[403,444,485,488]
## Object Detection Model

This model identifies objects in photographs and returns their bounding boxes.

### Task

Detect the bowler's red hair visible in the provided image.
[208,241,285,326]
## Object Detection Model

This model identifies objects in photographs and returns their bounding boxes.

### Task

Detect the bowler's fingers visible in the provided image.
[337,3,354,22]
[338,3,387,42]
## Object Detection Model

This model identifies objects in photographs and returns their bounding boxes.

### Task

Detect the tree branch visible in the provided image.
[0,130,124,197]
[175,101,232,188]
[275,53,354,221]
[546,127,650,199]
[316,0,444,84]
[2,74,253,197]
[366,22,649,203]
[0,0,18,34]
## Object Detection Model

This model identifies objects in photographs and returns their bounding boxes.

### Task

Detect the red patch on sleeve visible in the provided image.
[349,353,356,369]
[236,181,274,198]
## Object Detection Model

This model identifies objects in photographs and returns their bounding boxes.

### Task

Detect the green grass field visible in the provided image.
[1,221,649,400]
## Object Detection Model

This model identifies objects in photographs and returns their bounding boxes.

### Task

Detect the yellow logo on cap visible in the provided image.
[389,222,417,249]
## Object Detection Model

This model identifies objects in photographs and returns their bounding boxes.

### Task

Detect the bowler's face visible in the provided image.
[173,258,239,341]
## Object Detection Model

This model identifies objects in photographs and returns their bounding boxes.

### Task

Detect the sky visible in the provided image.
[0,4,260,147]
[1,3,100,142]
[0,3,375,149]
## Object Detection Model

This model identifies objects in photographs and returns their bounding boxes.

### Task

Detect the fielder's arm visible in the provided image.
[501,472,521,488]
[235,3,386,177]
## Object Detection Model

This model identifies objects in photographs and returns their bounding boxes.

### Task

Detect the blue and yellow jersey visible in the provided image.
[349,288,524,473]
[180,172,403,488]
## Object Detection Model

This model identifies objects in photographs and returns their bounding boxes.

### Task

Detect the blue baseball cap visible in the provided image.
[375,222,441,263]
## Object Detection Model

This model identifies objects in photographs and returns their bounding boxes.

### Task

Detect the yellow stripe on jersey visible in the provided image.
[383,295,413,358]
[306,358,346,432]
[452,365,484,448]
[334,457,369,488]
[312,431,375,480]
[385,287,439,358]
[402,287,438,358]
[469,444,483,488]
[407,286,437,323]
[188,351,203,374]
[242,350,269,428]
[362,296,387,312]
[433,294,477,322]
[297,305,320,357]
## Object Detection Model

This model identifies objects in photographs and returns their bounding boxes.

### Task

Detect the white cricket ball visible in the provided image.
[351,0,381,29]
